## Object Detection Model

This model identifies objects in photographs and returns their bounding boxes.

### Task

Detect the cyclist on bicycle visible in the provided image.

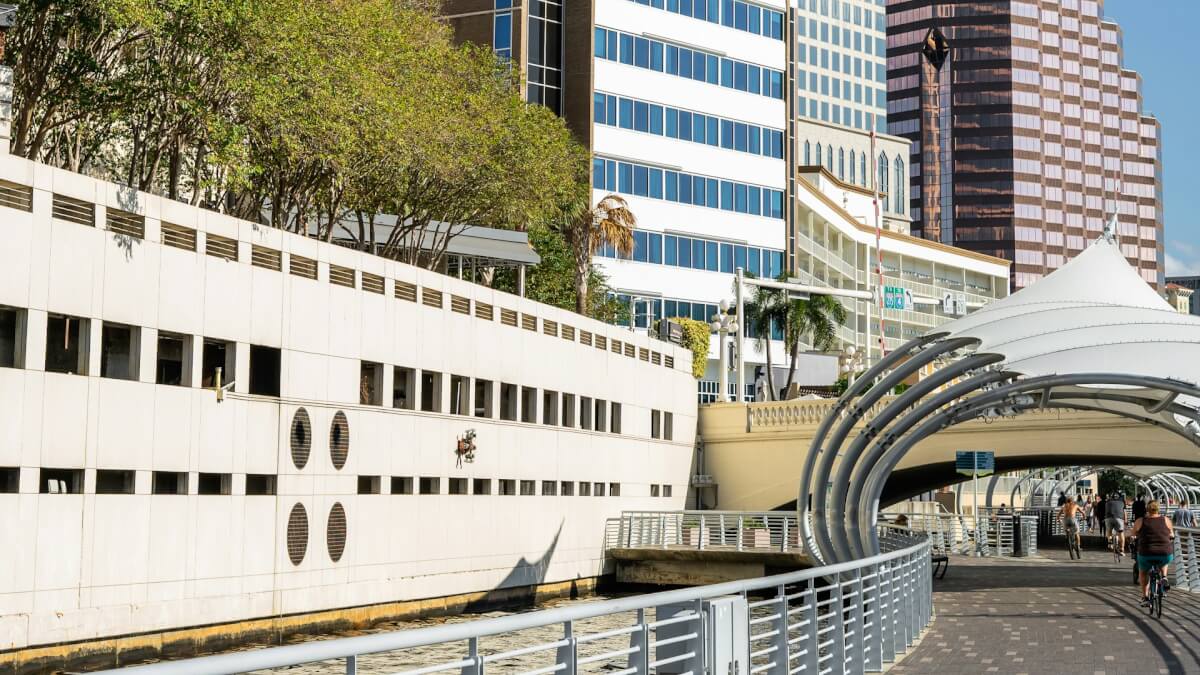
[1105,492,1127,558]
[1059,496,1081,552]
[1130,500,1174,606]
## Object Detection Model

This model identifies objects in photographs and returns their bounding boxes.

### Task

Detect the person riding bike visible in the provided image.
[1059,496,1082,553]
[1105,492,1127,558]
[1130,500,1175,606]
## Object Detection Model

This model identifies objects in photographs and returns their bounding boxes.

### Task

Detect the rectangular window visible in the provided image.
[448,478,468,495]
[393,366,415,410]
[651,484,660,497]
[664,412,674,440]
[100,322,138,381]
[246,474,276,495]
[248,345,281,396]
[450,374,470,415]
[473,478,492,495]
[542,390,559,425]
[155,332,190,386]
[391,476,413,495]
[360,361,383,405]
[580,396,593,429]
[39,468,83,494]
[521,386,538,423]
[562,393,576,428]
[664,484,673,497]
[499,479,516,496]
[0,306,21,368]
[45,314,89,375]
[542,480,557,496]
[651,410,662,439]
[520,479,536,496]
[198,472,231,495]
[500,382,518,421]
[200,338,234,388]
[355,473,379,494]
[594,399,607,432]
[594,482,606,497]
[610,402,622,434]
[96,469,135,494]
[474,379,493,417]
[419,477,441,495]
[609,483,621,497]
[421,371,442,412]
[579,481,591,496]
[152,471,188,495]
[561,481,574,496]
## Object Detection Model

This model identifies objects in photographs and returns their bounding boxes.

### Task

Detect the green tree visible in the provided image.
[741,274,788,401]
[560,194,637,315]
[780,294,848,394]
[493,224,626,323]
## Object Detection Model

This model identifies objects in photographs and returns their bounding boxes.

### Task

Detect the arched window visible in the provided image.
[838,148,845,180]
[815,143,822,166]
[849,150,856,184]
[877,152,888,211]
[860,153,867,187]
[825,145,833,170]
[804,140,811,165]
[894,156,905,214]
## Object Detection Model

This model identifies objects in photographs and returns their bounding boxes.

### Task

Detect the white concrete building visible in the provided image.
[0,153,697,655]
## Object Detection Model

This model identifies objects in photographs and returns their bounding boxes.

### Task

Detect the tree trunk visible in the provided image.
[784,338,800,395]
[764,339,776,402]
[575,256,589,315]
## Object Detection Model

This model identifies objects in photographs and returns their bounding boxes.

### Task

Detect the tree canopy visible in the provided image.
[7,0,587,269]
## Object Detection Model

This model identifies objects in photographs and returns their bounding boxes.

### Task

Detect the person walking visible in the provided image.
[1173,499,1195,529]
[1083,498,1093,533]
[1132,493,1148,523]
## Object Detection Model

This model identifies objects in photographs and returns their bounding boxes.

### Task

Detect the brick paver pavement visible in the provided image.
[890,545,1200,675]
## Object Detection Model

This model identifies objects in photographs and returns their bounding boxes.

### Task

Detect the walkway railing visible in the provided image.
[99,530,934,675]
[887,513,1038,557]
[1175,527,1200,591]
[606,511,803,553]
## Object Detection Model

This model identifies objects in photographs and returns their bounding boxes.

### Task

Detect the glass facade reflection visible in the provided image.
[887,0,1164,289]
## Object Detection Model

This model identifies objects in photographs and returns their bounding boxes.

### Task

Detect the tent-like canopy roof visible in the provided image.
[798,232,1200,564]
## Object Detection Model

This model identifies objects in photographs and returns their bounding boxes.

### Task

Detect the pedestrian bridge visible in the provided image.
[698,400,1199,513]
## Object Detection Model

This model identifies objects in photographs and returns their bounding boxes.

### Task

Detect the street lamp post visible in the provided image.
[839,345,864,388]
[710,300,739,403]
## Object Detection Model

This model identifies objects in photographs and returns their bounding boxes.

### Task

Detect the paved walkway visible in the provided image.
[891,544,1200,675]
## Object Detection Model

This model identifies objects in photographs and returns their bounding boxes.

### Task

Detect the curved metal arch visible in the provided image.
[840,370,1014,559]
[796,334,948,563]
[824,352,1003,560]
[851,374,1200,559]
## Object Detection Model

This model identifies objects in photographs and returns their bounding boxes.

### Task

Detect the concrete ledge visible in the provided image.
[0,577,603,675]
[609,548,811,586]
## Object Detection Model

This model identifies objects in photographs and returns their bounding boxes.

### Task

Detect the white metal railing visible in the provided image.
[607,511,803,553]
[887,512,1038,557]
[98,529,933,675]
[1175,528,1200,591]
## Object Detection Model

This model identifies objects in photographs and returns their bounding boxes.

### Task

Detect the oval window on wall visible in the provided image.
[286,503,308,566]
[329,411,349,470]
[290,408,312,470]
[327,502,347,563]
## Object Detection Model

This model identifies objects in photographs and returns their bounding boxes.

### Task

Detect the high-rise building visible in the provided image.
[1165,276,1200,315]
[443,0,1010,399]
[886,0,1164,290]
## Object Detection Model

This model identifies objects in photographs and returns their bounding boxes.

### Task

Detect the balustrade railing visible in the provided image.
[607,511,803,553]
[100,530,933,675]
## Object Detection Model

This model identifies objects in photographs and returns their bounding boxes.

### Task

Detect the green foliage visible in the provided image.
[668,318,711,380]
[7,0,587,267]
[1099,470,1138,497]
[893,383,910,395]
[494,225,626,323]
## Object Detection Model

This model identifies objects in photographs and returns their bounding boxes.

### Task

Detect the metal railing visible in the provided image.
[887,512,1038,557]
[1175,528,1200,591]
[606,511,803,553]
[99,529,933,675]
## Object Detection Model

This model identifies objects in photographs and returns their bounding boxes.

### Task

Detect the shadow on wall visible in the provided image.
[464,520,568,612]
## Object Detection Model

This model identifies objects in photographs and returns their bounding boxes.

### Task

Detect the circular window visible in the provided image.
[286,503,308,566]
[329,411,349,470]
[327,502,347,563]
[290,408,312,470]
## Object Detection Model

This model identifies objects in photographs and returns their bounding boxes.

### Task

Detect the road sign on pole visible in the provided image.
[956,451,994,555]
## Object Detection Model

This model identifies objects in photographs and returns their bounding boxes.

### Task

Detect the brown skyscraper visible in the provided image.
[886,0,1163,289]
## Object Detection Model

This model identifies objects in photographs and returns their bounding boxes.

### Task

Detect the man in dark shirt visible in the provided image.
[1105,493,1127,558]
[1132,493,1148,522]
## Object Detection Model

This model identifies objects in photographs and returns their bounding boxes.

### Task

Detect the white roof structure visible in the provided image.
[798,233,1200,564]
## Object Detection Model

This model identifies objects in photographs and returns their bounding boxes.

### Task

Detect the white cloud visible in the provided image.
[1166,241,1200,277]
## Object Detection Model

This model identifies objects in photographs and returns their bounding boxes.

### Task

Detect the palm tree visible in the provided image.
[780,295,848,394]
[561,194,636,315]
[742,273,849,400]
[741,274,789,401]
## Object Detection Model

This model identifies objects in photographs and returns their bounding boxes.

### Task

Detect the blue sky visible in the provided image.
[1103,0,1198,275]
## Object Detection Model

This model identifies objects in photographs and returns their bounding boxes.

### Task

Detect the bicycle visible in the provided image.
[1146,562,1166,618]
[1109,529,1124,563]
[1065,521,1081,560]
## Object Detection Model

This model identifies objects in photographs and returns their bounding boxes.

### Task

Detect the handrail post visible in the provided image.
[628,609,649,675]
[737,515,744,552]
[461,637,482,675]
[847,568,865,673]
[781,517,789,552]
[768,584,790,675]
[346,655,356,675]
[558,622,577,675]
[699,514,706,550]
